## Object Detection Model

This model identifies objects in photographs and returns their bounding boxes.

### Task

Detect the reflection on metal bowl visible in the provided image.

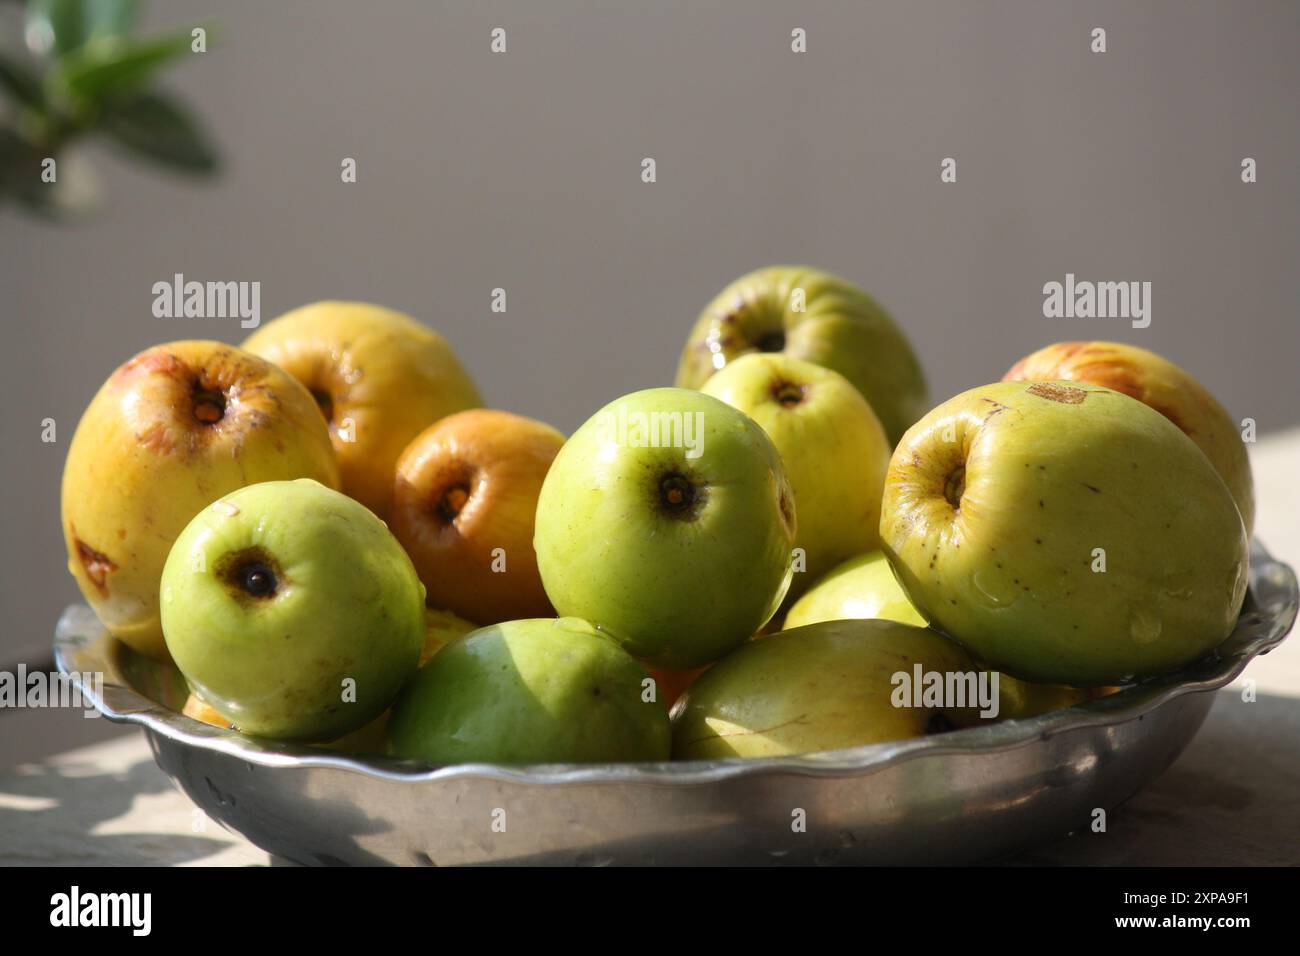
[54,540,1296,865]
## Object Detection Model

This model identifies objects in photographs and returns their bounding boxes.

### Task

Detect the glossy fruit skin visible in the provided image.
[316,608,479,756]
[391,409,564,624]
[186,608,476,754]
[701,354,891,602]
[61,341,340,659]
[160,479,425,742]
[1004,340,1254,533]
[784,550,926,629]
[782,550,1091,718]
[672,619,981,759]
[244,301,482,521]
[675,266,927,445]
[534,387,797,669]
[386,617,671,764]
[880,381,1249,686]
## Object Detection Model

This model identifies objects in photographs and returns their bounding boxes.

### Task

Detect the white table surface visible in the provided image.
[3,428,1297,866]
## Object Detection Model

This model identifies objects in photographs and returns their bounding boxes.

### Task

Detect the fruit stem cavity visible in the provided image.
[944,466,966,512]
[216,548,281,601]
[658,472,701,519]
[310,388,335,424]
[773,382,806,408]
[238,562,277,598]
[437,484,471,523]
[192,387,226,425]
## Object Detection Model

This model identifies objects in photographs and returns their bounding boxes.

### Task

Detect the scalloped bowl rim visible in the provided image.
[53,539,1297,788]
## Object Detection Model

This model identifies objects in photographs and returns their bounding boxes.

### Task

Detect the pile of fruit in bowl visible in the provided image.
[60,267,1256,766]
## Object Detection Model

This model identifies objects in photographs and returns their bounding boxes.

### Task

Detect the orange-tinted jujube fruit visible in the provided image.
[392,409,565,624]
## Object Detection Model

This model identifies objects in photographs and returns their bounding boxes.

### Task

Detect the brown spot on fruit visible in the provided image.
[1026,382,1087,404]
[73,535,117,596]
[979,397,1011,421]
[778,485,795,531]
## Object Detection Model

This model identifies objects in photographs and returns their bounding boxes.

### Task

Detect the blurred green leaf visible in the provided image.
[0,49,44,108]
[53,29,193,106]
[25,0,140,56]
[102,90,217,173]
[5,4,219,219]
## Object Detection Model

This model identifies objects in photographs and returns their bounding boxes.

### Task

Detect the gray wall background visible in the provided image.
[2,1,1298,662]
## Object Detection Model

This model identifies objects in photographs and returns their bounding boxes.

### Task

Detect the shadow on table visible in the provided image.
[1006,690,1300,866]
[0,753,249,866]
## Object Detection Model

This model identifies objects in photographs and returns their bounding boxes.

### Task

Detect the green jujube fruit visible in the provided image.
[672,619,986,759]
[533,387,796,669]
[387,617,671,765]
[880,381,1249,686]
[784,549,1098,718]
[160,479,426,742]
[675,265,928,445]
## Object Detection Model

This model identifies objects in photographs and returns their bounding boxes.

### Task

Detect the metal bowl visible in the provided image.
[54,539,1297,865]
